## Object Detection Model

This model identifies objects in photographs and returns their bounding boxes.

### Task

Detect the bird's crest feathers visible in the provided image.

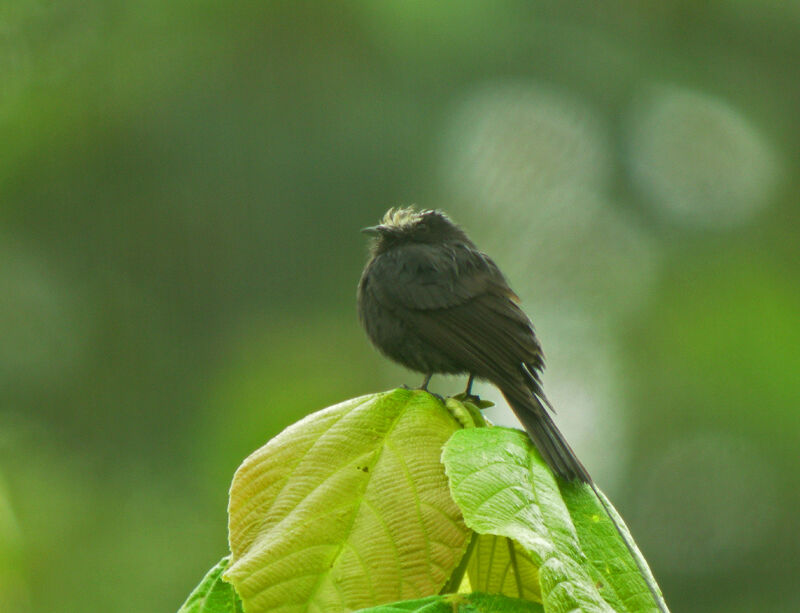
[381,206,449,230]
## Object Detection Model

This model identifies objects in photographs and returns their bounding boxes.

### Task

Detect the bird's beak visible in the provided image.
[361,225,383,236]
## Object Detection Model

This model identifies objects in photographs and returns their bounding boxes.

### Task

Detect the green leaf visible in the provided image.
[178,556,243,613]
[467,534,541,602]
[225,390,471,613]
[559,482,666,612]
[444,396,488,429]
[442,427,668,613]
[355,591,545,612]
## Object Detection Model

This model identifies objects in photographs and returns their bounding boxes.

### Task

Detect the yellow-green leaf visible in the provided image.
[467,535,541,603]
[225,389,471,613]
[355,591,545,612]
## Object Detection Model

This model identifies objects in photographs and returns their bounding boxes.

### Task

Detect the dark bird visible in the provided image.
[357,207,590,482]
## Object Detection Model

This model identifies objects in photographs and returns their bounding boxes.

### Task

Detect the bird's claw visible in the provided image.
[452,391,494,409]
[421,389,445,402]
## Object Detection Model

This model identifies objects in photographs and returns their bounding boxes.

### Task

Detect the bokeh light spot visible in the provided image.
[441,81,613,211]
[439,81,660,321]
[626,85,781,229]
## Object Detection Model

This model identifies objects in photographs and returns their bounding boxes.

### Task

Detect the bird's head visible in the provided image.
[362,207,469,253]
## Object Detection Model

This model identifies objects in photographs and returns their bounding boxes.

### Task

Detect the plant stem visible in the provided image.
[439,530,479,595]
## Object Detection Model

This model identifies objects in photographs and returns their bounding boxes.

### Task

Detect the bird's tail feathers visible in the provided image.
[504,392,666,610]
[503,390,591,483]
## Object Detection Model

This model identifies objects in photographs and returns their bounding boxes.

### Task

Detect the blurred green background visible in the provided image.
[1,2,798,612]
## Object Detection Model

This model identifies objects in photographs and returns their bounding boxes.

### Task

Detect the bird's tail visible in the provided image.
[502,388,667,609]
[502,390,591,483]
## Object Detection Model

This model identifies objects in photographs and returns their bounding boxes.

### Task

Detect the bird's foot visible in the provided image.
[452,391,494,410]
[463,393,482,405]
[400,378,443,401]
[420,388,445,402]
[453,374,492,408]
[416,374,444,401]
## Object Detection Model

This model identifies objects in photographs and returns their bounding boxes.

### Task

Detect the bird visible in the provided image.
[357,206,590,482]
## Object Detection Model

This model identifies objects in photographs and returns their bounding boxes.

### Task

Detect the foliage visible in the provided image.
[355,592,545,612]
[179,390,667,613]
[444,427,667,612]
[225,390,470,612]
[178,557,243,613]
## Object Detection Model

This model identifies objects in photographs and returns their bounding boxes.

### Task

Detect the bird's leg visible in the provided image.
[464,373,475,397]
[459,373,483,405]
[419,373,433,391]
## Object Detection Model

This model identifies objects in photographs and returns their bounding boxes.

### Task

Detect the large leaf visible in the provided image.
[178,556,243,613]
[442,427,668,613]
[560,482,667,612]
[355,591,545,612]
[467,534,541,602]
[225,390,471,613]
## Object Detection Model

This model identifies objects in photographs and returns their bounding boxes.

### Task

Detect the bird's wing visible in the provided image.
[365,242,586,480]
[366,242,545,385]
